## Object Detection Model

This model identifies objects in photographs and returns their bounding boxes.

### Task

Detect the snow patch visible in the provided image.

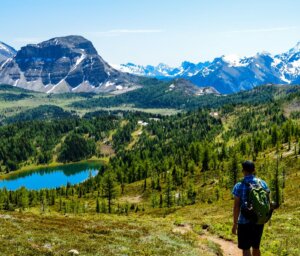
[0,58,11,70]
[105,81,115,87]
[46,79,64,93]
[13,79,19,86]
[272,58,282,67]
[69,54,85,73]
[72,84,82,91]
[0,43,11,53]
[292,59,300,69]
[280,75,291,83]
[75,54,85,67]
[222,55,247,67]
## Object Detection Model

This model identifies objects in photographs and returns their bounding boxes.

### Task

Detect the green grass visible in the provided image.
[0,212,215,256]
[1,85,300,255]
[0,90,180,121]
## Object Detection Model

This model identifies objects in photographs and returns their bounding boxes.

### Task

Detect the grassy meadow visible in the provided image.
[0,84,300,255]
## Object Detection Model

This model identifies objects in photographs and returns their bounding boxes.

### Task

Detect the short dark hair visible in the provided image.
[242,160,255,173]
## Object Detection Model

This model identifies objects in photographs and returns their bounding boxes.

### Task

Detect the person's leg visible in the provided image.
[252,248,261,256]
[238,224,251,254]
[251,225,264,256]
[243,249,251,256]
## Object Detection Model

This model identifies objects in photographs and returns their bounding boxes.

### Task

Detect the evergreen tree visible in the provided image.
[164,173,173,208]
[96,198,100,213]
[102,171,117,213]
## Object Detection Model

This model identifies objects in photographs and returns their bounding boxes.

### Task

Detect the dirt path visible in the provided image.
[173,224,241,256]
[201,232,240,256]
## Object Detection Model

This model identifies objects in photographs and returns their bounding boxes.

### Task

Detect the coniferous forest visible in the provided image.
[0,84,300,255]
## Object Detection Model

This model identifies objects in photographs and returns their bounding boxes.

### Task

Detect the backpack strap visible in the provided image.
[242,177,264,189]
[255,178,270,193]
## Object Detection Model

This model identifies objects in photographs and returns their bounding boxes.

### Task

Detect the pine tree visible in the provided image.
[230,153,239,188]
[202,147,210,171]
[102,171,117,213]
[187,181,196,204]
[164,173,173,208]
[272,156,281,208]
[96,198,100,213]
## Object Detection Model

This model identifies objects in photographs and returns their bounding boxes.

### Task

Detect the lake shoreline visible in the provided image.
[0,158,108,180]
[0,160,104,190]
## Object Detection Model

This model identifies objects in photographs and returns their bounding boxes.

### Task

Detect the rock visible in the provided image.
[0,214,13,219]
[43,243,52,250]
[68,249,79,255]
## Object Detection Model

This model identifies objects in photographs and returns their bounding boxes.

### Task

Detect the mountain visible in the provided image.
[0,36,140,93]
[0,41,16,63]
[167,78,219,96]
[70,78,221,110]
[115,61,210,79]
[275,42,300,84]
[189,52,283,94]
[2,37,300,94]
[118,42,300,94]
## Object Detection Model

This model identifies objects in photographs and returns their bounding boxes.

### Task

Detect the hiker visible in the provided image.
[231,160,271,256]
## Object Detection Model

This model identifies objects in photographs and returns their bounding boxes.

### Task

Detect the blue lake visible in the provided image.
[0,162,101,191]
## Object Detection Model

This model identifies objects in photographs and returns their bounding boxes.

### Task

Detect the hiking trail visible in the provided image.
[173,224,240,256]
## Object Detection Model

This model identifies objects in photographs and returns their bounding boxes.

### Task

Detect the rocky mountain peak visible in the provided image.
[0,36,140,93]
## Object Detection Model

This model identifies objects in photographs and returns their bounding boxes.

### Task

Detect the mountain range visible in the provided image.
[1,36,300,94]
[0,36,141,94]
[117,42,300,94]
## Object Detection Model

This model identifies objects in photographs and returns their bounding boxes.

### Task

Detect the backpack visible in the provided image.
[241,179,272,225]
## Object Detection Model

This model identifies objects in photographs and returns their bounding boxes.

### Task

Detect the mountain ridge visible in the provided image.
[1,37,300,94]
[117,42,300,94]
[0,36,141,94]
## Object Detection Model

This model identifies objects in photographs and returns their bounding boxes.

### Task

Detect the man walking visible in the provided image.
[232,160,270,256]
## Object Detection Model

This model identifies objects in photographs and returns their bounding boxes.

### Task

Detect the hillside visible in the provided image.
[1,83,299,125]
[0,84,300,255]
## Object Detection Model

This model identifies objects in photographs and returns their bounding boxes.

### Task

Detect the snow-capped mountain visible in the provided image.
[275,42,300,84]
[1,38,300,94]
[116,61,210,79]
[0,41,16,63]
[118,42,300,94]
[0,36,140,93]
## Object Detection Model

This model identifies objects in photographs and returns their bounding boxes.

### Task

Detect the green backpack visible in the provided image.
[241,179,272,225]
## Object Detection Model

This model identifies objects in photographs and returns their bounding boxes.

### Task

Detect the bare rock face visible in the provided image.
[0,36,140,93]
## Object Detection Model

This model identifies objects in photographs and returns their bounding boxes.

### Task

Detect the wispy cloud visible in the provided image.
[224,26,297,34]
[90,29,163,37]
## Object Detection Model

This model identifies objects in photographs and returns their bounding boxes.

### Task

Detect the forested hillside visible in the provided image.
[0,84,300,255]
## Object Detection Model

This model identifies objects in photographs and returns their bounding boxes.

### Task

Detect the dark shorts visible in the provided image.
[238,223,264,250]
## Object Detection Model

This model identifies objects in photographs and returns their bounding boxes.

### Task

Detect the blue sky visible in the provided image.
[1,0,300,66]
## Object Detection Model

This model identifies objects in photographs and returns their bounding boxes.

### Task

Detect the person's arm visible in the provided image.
[232,196,240,235]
